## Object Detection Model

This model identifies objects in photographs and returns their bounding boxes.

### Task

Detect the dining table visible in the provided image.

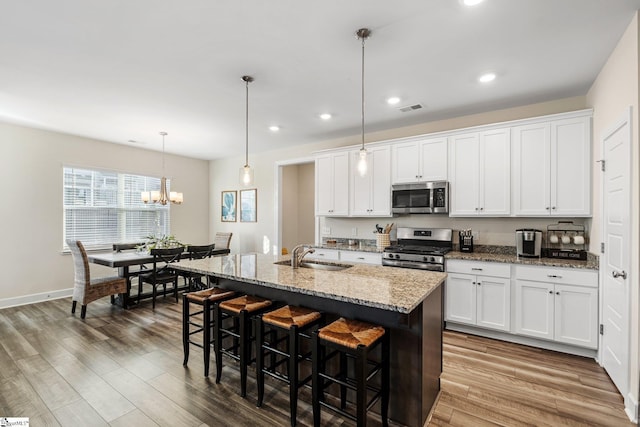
[88,248,231,308]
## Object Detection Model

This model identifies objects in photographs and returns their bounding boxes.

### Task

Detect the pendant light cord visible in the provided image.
[245,78,249,167]
[361,34,365,150]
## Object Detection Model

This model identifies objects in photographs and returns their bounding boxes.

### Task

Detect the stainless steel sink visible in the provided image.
[274,260,352,271]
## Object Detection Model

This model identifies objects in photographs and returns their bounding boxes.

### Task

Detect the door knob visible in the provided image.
[612,270,627,279]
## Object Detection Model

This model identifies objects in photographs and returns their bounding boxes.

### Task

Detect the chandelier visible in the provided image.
[141,132,183,205]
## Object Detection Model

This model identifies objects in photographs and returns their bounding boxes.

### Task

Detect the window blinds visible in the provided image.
[63,167,170,250]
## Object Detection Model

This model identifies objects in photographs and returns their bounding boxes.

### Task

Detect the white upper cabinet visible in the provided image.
[315,151,349,216]
[350,145,392,217]
[512,115,591,216]
[449,128,510,216]
[391,137,447,183]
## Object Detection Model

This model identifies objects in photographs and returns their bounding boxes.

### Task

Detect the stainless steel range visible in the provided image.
[382,227,453,271]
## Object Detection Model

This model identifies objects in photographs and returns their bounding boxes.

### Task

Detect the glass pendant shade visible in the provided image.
[240,164,254,186]
[357,148,368,176]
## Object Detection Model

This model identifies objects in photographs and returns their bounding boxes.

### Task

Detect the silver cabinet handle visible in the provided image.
[477,282,481,286]
[546,207,550,210]
[548,290,553,294]
[547,274,562,279]
[552,207,556,210]
[471,268,483,271]
[612,270,627,279]
[357,257,365,260]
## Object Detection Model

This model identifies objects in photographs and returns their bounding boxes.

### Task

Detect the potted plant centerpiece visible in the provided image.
[137,234,184,253]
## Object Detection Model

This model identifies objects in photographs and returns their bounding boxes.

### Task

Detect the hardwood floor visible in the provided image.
[0,297,632,426]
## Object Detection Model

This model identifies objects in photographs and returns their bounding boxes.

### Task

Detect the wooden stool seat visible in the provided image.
[312,317,390,427]
[262,305,322,329]
[182,287,237,377]
[214,294,274,398]
[186,287,235,304]
[318,317,385,349]
[219,295,272,314]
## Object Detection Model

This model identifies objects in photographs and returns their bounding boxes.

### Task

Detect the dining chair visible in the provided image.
[214,232,233,250]
[182,243,216,290]
[138,246,183,309]
[67,240,127,319]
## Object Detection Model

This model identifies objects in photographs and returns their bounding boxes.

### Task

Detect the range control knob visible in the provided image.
[424,256,435,262]
[394,254,400,259]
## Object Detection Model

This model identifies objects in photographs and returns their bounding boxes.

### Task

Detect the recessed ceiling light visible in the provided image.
[463,0,484,6]
[269,125,280,132]
[387,97,401,105]
[320,113,332,120]
[478,72,496,83]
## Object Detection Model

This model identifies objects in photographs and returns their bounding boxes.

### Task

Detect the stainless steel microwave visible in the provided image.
[391,181,449,214]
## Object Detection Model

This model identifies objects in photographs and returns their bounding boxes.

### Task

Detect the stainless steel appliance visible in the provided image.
[382,227,453,271]
[391,181,449,214]
[516,229,542,258]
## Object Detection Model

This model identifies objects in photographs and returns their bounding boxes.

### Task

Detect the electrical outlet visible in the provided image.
[472,231,479,241]
[352,227,358,236]
[322,227,331,235]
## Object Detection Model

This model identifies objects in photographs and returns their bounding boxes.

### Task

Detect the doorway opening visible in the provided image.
[275,158,316,255]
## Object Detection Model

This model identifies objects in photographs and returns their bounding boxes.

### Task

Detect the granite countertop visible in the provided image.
[173,253,445,314]
[446,250,599,270]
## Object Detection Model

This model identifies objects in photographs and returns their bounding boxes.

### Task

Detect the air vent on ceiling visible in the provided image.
[398,103,424,113]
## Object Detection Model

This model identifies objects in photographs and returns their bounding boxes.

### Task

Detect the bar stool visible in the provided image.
[182,287,236,377]
[312,317,390,427]
[213,294,274,397]
[256,305,324,427]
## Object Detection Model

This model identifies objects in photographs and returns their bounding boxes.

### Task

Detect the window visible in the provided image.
[63,167,170,251]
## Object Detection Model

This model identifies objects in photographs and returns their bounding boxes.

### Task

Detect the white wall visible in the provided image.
[586,11,639,419]
[0,122,210,303]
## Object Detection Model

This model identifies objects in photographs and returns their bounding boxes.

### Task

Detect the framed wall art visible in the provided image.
[221,190,237,222]
[240,188,257,222]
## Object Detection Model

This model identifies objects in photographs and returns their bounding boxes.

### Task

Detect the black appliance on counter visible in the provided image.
[391,181,449,214]
[382,227,452,271]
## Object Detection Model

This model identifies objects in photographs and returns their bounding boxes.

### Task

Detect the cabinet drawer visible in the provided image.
[514,265,597,287]
[446,260,511,278]
[307,249,340,261]
[340,251,382,265]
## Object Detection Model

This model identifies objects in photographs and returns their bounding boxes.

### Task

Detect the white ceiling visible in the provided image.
[1,0,639,160]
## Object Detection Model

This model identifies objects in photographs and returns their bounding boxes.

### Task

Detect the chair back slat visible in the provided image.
[186,244,215,260]
[214,232,232,250]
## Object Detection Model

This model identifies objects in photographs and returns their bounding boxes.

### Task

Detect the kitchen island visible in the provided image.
[173,253,446,427]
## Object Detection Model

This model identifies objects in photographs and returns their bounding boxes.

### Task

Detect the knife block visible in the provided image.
[459,232,474,253]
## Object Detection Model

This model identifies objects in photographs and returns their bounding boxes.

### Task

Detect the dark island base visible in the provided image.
[215,277,443,427]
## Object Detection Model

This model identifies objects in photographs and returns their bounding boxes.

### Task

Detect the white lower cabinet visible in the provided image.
[308,248,381,265]
[445,260,510,332]
[514,265,598,349]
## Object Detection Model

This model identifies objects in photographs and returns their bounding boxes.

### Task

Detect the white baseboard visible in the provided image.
[625,392,638,424]
[0,288,73,310]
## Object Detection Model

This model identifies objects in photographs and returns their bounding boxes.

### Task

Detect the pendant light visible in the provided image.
[141,132,183,205]
[356,28,371,177]
[239,75,255,186]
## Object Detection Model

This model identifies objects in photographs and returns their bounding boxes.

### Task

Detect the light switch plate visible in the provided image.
[352,227,358,236]
[322,227,331,235]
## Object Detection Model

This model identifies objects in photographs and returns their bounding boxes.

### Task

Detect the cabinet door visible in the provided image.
[476,276,510,331]
[315,153,349,216]
[449,133,480,216]
[515,279,554,340]
[551,117,591,216]
[339,250,382,265]
[331,152,350,216]
[512,123,551,216]
[554,284,598,348]
[445,273,476,325]
[306,248,340,261]
[420,138,448,181]
[315,154,334,215]
[479,129,510,215]
[369,146,392,216]
[391,141,421,183]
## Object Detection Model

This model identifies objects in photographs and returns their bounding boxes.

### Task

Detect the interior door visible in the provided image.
[601,109,631,396]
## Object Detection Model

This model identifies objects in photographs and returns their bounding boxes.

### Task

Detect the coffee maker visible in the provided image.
[516,229,542,258]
